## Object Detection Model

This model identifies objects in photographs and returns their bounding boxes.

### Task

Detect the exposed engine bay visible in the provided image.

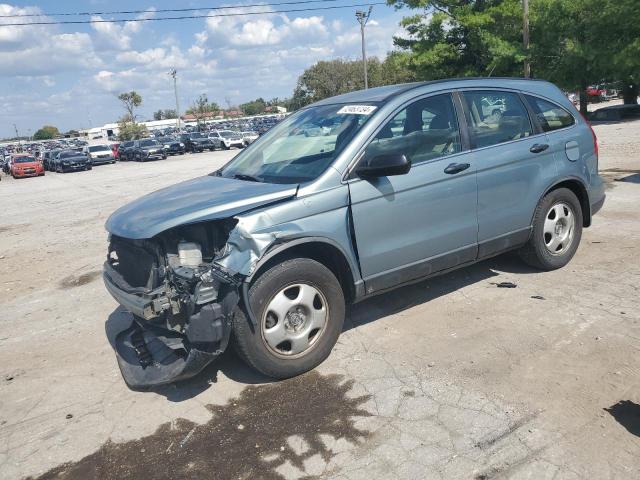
[103,219,251,388]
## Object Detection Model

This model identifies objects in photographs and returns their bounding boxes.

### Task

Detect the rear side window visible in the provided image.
[524,95,575,132]
[462,91,532,149]
[363,93,462,165]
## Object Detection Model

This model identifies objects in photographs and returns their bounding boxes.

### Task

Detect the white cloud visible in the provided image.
[0,4,407,137]
[90,8,156,50]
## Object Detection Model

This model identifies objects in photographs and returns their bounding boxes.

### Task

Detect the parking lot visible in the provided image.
[1,120,640,479]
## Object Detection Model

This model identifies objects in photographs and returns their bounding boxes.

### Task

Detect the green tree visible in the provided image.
[33,125,60,140]
[163,109,178,119]
[240,98,267,116]
[117,91,143,122]
[389,0,640,113]
[118,118,148,141]
[186,94,219,128]
[389,0,525,80]
[152,109,179,120]
[290,56,415,109]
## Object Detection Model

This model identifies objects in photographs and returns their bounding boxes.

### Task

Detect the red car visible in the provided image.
[10,154,44,178]
[111,143,120,160]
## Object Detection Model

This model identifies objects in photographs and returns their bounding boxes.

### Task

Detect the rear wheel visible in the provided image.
[233,258,345,379]
[519,188,583,270]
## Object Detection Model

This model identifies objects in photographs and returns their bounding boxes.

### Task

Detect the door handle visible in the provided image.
[444,162,471,175]
[530,143,549,153]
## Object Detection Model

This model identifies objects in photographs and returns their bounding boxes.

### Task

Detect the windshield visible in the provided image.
[59,151,81,159]
[139,140,158,147]
[14,156,36,163]
[220,131,236,138]
[122,141,134,147]
[219,104,376,184]
[190,133,205,139]
[89,145,109,152]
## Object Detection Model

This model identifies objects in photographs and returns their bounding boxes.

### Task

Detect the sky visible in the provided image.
[0,1,409,138]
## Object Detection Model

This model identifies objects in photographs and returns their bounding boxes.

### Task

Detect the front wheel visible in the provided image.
[233,258,345,379]
[519,187,583,270]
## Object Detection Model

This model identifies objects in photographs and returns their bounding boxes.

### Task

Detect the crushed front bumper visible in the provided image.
[103,261,237,388]
[111,310,231,389]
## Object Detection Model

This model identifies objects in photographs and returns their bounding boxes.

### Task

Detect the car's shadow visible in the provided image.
[105,252,539,401]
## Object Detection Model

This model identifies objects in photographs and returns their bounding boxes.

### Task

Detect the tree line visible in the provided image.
[288,0,639,113]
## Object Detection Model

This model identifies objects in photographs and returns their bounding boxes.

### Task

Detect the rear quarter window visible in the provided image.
[524,95,575,132]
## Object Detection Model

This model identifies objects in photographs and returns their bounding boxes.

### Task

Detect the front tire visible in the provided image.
[519,187,583,270]
[233,258,345,379]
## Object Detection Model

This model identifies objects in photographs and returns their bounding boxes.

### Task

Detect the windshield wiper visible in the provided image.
[232,174,262,183]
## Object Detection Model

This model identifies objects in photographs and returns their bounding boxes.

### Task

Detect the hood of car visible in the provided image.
[106,175,299,239]
[141,145,161,151]
[61,156,88,162]
[14,161,39,167]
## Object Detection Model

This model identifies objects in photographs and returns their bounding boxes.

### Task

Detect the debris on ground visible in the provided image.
[492,282,517,288]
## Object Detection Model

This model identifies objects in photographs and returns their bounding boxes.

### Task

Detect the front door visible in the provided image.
[348,93,479,294]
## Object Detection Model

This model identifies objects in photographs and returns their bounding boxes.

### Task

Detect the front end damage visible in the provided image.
[103,219,265,388]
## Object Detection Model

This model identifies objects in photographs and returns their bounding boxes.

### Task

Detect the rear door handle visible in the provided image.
[530,143,549,153]
[444,162,471,175]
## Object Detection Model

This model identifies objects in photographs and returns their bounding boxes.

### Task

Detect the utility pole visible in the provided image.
[13,123,20,145]
[356,6,373,89]
[523,0,530,78]
[169,69,181,131]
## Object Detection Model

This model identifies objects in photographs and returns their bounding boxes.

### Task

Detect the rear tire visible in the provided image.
[519,187,583,270]
[233,258,345,379]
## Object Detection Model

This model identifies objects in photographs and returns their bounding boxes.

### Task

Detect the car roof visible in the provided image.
[309,77,554,107]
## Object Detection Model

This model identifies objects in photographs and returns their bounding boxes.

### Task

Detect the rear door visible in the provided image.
[348,93,479,294]
[460,89,558,258]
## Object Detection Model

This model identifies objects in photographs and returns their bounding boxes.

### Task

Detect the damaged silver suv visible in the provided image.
[104,78,605,387]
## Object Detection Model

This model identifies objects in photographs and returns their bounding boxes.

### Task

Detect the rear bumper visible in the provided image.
[591,194,605,216]
[589,176,606,218]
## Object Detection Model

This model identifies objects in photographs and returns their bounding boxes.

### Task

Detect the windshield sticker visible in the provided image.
[337,105,377,115]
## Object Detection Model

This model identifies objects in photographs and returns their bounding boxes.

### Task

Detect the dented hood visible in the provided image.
[106,175,298,239]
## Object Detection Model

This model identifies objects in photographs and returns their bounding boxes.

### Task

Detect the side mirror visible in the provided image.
[356,154,411,178]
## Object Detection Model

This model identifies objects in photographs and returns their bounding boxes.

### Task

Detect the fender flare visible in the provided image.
[244,236,360,285]
[531,175,591,227]
[240,236,361,328]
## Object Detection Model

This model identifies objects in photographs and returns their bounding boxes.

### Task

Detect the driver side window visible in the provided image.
[362,94,462,166]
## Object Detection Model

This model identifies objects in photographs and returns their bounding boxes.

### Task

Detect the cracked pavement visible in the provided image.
[2,120,640,479]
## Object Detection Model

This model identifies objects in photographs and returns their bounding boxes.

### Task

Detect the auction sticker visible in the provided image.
[337,105,377,115]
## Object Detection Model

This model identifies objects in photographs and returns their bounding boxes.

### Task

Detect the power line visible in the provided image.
[0,0,342,18]
[0,2,386,27]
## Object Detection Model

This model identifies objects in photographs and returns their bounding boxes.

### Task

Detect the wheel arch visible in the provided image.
[539,177,591,227]
[245,237,359,304]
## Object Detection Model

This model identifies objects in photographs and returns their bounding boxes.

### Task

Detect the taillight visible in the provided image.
[579,112,598,163]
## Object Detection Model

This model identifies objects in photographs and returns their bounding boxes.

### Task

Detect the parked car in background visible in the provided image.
[103,78,606,388]
[241,131,259,146]
[10,154,44,178]
[84,144,116,165]
[129,139,167,162]
[180,132,216,152]
[210,130,244,149]
[111,143,120,160]
[42,149,62,171]
[51,150,92,173]
[118,141,136,161]
[159,136,186,155]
